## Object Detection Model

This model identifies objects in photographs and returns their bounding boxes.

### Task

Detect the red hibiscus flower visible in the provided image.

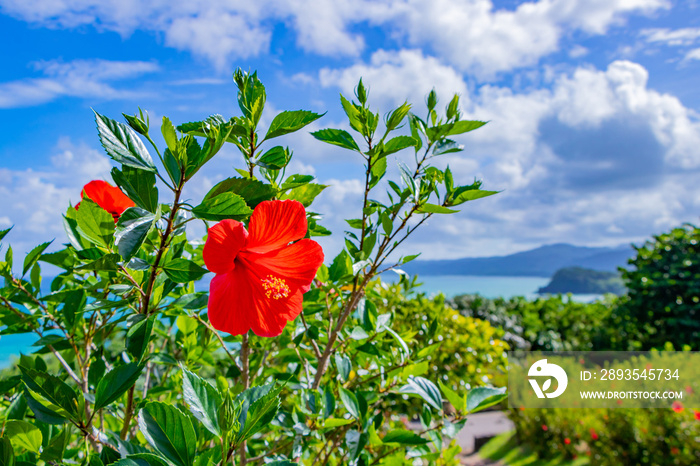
[694,410,700,421]
[672,401,684,413]
[590,428,598,441]
[203,200,324,337]
[564,438,571,445]
[76,180,135,221]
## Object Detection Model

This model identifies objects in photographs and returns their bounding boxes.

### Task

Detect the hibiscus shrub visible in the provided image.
[0,70,503,465]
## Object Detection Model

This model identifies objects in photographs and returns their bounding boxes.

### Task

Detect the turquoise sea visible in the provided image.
[0,275,600,369]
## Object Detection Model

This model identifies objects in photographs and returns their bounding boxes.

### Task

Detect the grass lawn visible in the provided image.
[478,431,589,466]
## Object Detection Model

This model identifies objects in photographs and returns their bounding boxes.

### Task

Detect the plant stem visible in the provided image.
[120,386,135,439]
[239,332,250,466]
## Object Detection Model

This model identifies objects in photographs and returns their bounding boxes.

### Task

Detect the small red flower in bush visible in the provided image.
[672,401,684,413]
[590,428,599,441]
[541,424,548,431]
[671,447,680,455]
[203,200,324,337]
[564,438,571,445]
[694,410,700,421]
[77,180,135,221]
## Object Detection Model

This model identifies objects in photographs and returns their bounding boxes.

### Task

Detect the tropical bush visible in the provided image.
[0,71,507,465]
[619,223,700,350]
[450,293,622,351]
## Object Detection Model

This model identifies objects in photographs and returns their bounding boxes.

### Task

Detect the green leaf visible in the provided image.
[280,183,327,207]
[76,198,115,248]
[127,315,155,361]
[112,166,158,213]
[265,110,323,139]
[138,402,196,466]
[0,227,12,243]
[112,455,170,466]
[95,363,143,410]
[417,203,458,214]
[192,192,253,222]
[115,207,155,261]
[438,382,466,412]
[447,120,487,135]
[345,430,367,461]
[311,128,361,152]
[3,420,42,453]
[75,253,121,272]
[162,259,208,283]
[0,438,13,466]
[329,250,353,283]
[338,387,361,419]
[23,241,53,277]
[449,189,499,206]
[202,177,276,209]
[466,387,507,413]
[382,429,429,445]
[39,425,71,461]
[334,353,351,383]
[181,367,222,436]
[280,174,314,191]
[433,139,464,155]
[257,146,290,170]
[400,376,442,411]
[369,156,387,189]
[20,367,82,422]
[236,384,282,443]
[162,116,179,155]
[382,135,417,156]
[416,342,440,358]
[95,111,156,172]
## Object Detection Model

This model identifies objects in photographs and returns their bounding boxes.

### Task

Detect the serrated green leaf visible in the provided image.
[0,437,14,466]
[161,116,179,155]
[76,198,115,248]
[75,253,121,272]
[265,110,323,139]
[20,367,82,422]
[127,315,155,361]
[181,367,222,436]
[236,384,282,443]
[257,146,289,170]
[162,259,208,283]
[95,111,156,172]
[0,227,12,243]
[382,135,417,157]
[3,420,42,453]
[138,402,196,466]
[192,192,253,222]
[23,241,53,277]
[112,166,158,213]
[329,250,353,283]
[203,177,276,208]
[281,183,327,207]
[115,207,155,261]
[335,353,351,383]
[280,174,314,191]
[311,128,360,151]
[95,363,143,410]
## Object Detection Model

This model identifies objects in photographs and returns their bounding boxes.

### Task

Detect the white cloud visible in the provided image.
[641,27,700,46]
[0,0,670,76]
[316,53,700,258]
[319,49,470,109]
[0,59,159,108]
[684,48,700,62]
[0,138,112,256]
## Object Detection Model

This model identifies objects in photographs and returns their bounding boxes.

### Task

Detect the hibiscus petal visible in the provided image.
[242,239,324,289]
[82,180,134,216]
[208,265,300,338]
[207,272,253,336]
[203,220,248,274]
[245,200,307,254]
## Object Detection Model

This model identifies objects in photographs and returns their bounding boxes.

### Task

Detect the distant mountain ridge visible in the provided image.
[402,243,634,277]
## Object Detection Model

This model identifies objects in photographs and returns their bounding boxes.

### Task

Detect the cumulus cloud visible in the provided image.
[641,27,700,46]
[0,59,159,108]
[0,138,112,256]
[316,52,700,258]
[0,0,670,76]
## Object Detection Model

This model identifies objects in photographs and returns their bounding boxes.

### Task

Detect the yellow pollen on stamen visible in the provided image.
[261,275,290,300]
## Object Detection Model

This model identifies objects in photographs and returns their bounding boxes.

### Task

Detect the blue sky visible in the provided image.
[1,0,699,261]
